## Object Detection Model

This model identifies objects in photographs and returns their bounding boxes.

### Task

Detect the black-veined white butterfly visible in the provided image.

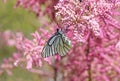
[41,29,72,58]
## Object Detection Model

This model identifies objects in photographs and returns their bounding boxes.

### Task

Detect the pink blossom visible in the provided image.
[15,0,58,18]
[0,30,15,46]
[55,0,120,81]
[2,0,7,3]
[1,0,120,81]
[115,40,120,51]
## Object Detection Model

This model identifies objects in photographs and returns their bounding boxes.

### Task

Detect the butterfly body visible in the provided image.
[42,29,72,58]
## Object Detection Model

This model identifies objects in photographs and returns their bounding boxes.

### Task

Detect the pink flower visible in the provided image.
[115,40,120,51]
[1,0,120,81]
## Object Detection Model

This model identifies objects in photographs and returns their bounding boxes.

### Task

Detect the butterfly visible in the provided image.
[41,29,72,58]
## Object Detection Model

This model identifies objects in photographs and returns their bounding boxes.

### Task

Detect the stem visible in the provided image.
[53,58,59,81]
[53,66,58,81]
[88,64,92,81]
[86,32,92,81]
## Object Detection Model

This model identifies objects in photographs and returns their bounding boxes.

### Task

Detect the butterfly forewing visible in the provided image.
[42,34,60,58]
[48,35,58,45]
[42,45,48,58]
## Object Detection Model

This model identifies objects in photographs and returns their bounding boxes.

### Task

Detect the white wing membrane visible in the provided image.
[48,35,58,45]
[57,36,71,56]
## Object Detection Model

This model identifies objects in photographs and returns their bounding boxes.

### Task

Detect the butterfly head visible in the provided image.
[56,29,64,35]
[56,29,59,32]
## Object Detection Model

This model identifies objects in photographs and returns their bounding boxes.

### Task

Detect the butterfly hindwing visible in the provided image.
[57,35,72,56]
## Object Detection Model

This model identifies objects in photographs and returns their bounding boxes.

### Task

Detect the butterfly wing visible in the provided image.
[48,34,58,46]
[41,34,60,58]
[41,29,72,58]
[57,35,72,56]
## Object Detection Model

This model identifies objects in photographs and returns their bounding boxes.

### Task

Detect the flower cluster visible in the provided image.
[14,30,51,69]
[0,53,21,76]
[15,0,58,19]
[0,26,53,75]
[0,30,15,47]
[54,0,120,81]
[1,0,120,81]
[55,0,120,43]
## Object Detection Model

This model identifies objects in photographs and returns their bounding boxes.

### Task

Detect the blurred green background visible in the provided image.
[0,0,42,81]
